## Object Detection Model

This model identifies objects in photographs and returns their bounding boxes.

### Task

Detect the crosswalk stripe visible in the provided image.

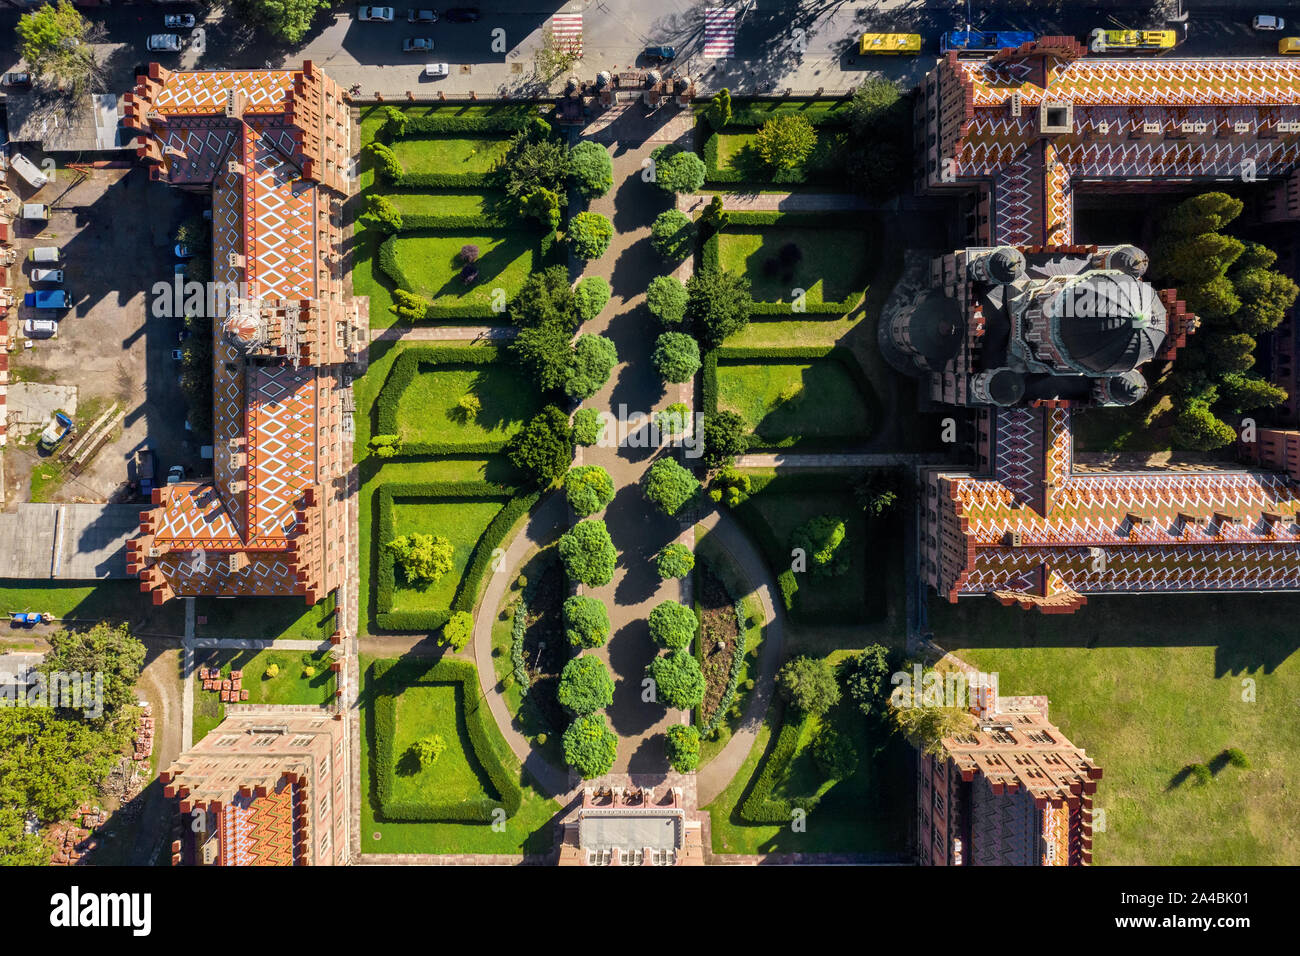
[703,7,735,58]
[552,13,583,56]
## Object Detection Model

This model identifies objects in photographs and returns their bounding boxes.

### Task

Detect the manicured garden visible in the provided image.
[193,593,337,641]
[713,352,875,448]
[715,226,871,306]
[191,647,336,743]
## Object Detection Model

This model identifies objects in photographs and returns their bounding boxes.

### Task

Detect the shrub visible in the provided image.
[572,407,606,446]
[655,542,695,580]
[700,194,729,230]
[653,331,701,384]
[563,595,610,649]
[686,266,753,346]
[646,275,689,325]
[369,434,402,459]
[651,144,706,193]
[385,533,454,586]
[1189,763,1212,785]
[365,141,403,180]
[440,611,474,651]
[510,264,579,331]
[705,88,732,129]
[1225,747,1250,768]
[453,393,482,423]
[656,403,690,437]
[777,656,840,717]
[265,663,280,678]
[511,321,576,393]
[813,727,858,780]
[650,209,695,261]
[648,650,706,710]
[568,210,614,260]
[642,457,700,516]
[707,466,752,506]
[413,734,446,768]
[390,288,432,322]
[574,275,611,322]
[506,405,574,485]
[665,724,701,772]
[565,465,615,517]
[520,186,561,230]
[459,243,481,264]
[460,267,479,285]
[569,140,614,198]
[564,333,618,401]
[843,644,892,722]
[702,411,749,469]
[558,520,617,587]
[563,713,618,778]
[755,114,818,170]
[557,655,615,715]
[648,600,697,650]
[365,194,404,233]
[791,515,849,577]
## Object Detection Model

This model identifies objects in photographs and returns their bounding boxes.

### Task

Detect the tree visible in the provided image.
[574,276,611,322]
[563,713,618,778]
[892,699,975,756]
[572,408,605,446]
[568,211,614,260]
[17,0,96,94]
[365,194,404,233]
[665,724,701,772]
[413,734,446,767]
[701,411,748,469]
[1233,267,1298,334]
[1153,232,1244,285]
[563,595,611,649]
[235,0,331,43]
[700,194,730,231]
[453,393,482,424]
[510,265,579,331]
[707,466,752,507]
[647,276,689,326]
[706,88,732,129]
[651,145,707,194]
[498,133,568,202]
[652,332,701,384]
[565,334,618,401]
[534,23,580,79]
[569,141,614,199]
[792,515,850,577]
[1205,331,1257,372]
[656,403,691,437]
[647,650,706,710]
[842,77,912,199]
[507,405,574,485]
[642,457,700,516]
[557,655,615,715]
[649,600,697,650]
[854,471,901,518]
[366,141,403,180]
[386,533,454,586]
[777,656,841,717]
[1182,276,1241,322]
[390,288,430,322]
[558,520,617,587]
[1172,397,1237,451]
[565,465,615,517]
[842,645,893,722]
[1162,192,1244,239]
[1220,371,1287,413]
[650,209,695,261]
[40,623,145,719]
[381,105,409,139]
[520,186,561,230]
[440,611,473,651]
[655,542,695,579]
[755,114,818,171]
[511,322,575,393]
[813,727,858,779]
[686,267,753,346]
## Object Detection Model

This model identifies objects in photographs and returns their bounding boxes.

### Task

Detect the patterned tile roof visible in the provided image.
[219,781,300,866]
[150,69,296,115]
[247,364,317,542]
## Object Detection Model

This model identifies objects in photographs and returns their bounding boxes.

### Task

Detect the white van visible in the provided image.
[28,246,60,264]
[31,269,63,284]
[9,153,49,190]
[22,203,48,221]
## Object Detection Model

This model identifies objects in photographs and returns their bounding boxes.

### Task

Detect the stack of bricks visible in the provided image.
[48,806,106,865]
[199,667,250,702]
[134,702,155,761]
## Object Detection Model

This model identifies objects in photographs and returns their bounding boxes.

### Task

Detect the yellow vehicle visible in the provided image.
[1089,28,1178,52]
[1279,37,1300,54]
[859,32,922,55]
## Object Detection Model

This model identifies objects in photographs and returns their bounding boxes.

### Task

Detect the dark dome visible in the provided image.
[902,290,964,369]
[987,247,1025,284]
[1108,371,1147,405]
[1051,274,1166,376]
[1107,245,1148,277]
[985,369,1025,406]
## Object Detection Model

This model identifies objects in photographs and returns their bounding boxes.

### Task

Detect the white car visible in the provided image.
[1254,14,1286,30]
[164,14,196,29]
[403,37,434,52]
[358,6,395,21]
[147,34,184,53]
[423,62,450,78]
[31,269,63,284]
[24,318,57,338]
[166,465,186,485]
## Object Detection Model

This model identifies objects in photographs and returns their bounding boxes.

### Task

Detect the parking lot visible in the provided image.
[3,157,208,508]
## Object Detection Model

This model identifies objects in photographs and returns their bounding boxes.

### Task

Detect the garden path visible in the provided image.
[675,191,873,214]
[369,325,517,342]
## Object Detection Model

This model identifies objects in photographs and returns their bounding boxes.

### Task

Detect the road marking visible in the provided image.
[703,7,735,59]
[552,13,583,57]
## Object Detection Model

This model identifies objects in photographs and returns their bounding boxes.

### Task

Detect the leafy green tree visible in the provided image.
[16,0,95,93]
[842,77,912,198]
[0,805,48,866]
[440,611,474,651]
[565,334,618,401]
[777,656,840,717]
[558,520,617,587]
[365,141,403,180]
[557,655,615,715]
[574,276,611,322]
[235,0,330,43]
[413,734,446,767]
[702,411,749,469]
[1153,232,1244,285]
[1205,331,1257,373]
[791,515,849,577]
[892,697,975,757]
[1181,275,1241,322]
[507,405,574,485]
[568,211,614,260]
[649,600,697,650]
[642,457,700,516]
[652,331,701,384]
[854,471,901,518]
[572,408,605,446]
[686,266,753,346]
[656,403,691,437]
[563,713,618,778]
[647,275,689,325]
[707,466,752,506]
[700,194,730,231]
[1234,241,1278,273]
[1219,372,1287,413]
[648,650,706,709]
[364,194,404,233]
[511,322,575,392]
[842,644,893,722]
[755,114,818,171]
[520,186,561,230]
[499,133,569,202]
[510,265,579,331]
[386,533,454,586]
[381,105,409,139]
[390,288,431,322]
[665,724,701,772]
[651,145,706,194]
[1232,267,1298,335]
[650,209,695,261]
[534,23,580,80]
[1162,192,1244,239]
[565,465,615,517]
[655,542,695,579]
[1172,397,1237,451]
[569,140,614,198]
[706,88,732,129]
[563,595,611,649]
[813,726,858,779]
[40,623,145,718]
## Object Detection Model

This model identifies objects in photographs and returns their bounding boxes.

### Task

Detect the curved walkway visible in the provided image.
[693,508,787,808]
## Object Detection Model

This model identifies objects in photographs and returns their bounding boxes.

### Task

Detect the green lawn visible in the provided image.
[717,227,870,305]
[932,592,1300,865]
[394,362,540,448]
[191,647,335,743]
[388,231,535,307]
[390,683,497,807]
[716,358,872,444]
[193,593,337,641]
[390,135,511,176]
[714,130,846,185]
[382,190,504,218]
[358,654,560,856]
[388,498,505,612]
[0,579,185,633]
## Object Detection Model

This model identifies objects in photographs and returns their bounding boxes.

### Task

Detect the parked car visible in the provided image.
[164,14,197,29]
[0,72,32,89]
[644,45,677,62]
[171,348,185,361]
[442,7,481,22]
[31,269,63,284]
[403,37,434,52]
[10,153,48,190]
[173,263,189,275]
[408,8,437,22]
[423,62,450,78]
[1254,14,1286,30]
[174,243,194,258]
[22,203,48,221]
[28,247,60,264]
[38,412,74,452]
[166,465,186,486]
[358,5,395,21]
[147,34,184,53]
[24,289,69,310]
[24,318,58,338]
[136,448,157,496]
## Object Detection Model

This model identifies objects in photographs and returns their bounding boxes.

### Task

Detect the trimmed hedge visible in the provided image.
[738,710,819,824]
[376,232,539,320]
[374,481,540,631]
[380,112,536,139]
[369,657,524,822]
[510,599,529,696]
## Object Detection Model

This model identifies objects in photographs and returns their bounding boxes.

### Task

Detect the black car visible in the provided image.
[442,6,481,22]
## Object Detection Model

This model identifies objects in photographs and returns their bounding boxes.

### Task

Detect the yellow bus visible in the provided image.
[859,33,922,55]
[1279,37,1300,54]
[1089,28,1178,52]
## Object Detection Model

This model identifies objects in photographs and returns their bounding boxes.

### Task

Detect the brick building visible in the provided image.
[557,787,705,866]
[916,685,1101,866]
[901,43,1300,611]
[162,708,349,866]
[119,62,366,604]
